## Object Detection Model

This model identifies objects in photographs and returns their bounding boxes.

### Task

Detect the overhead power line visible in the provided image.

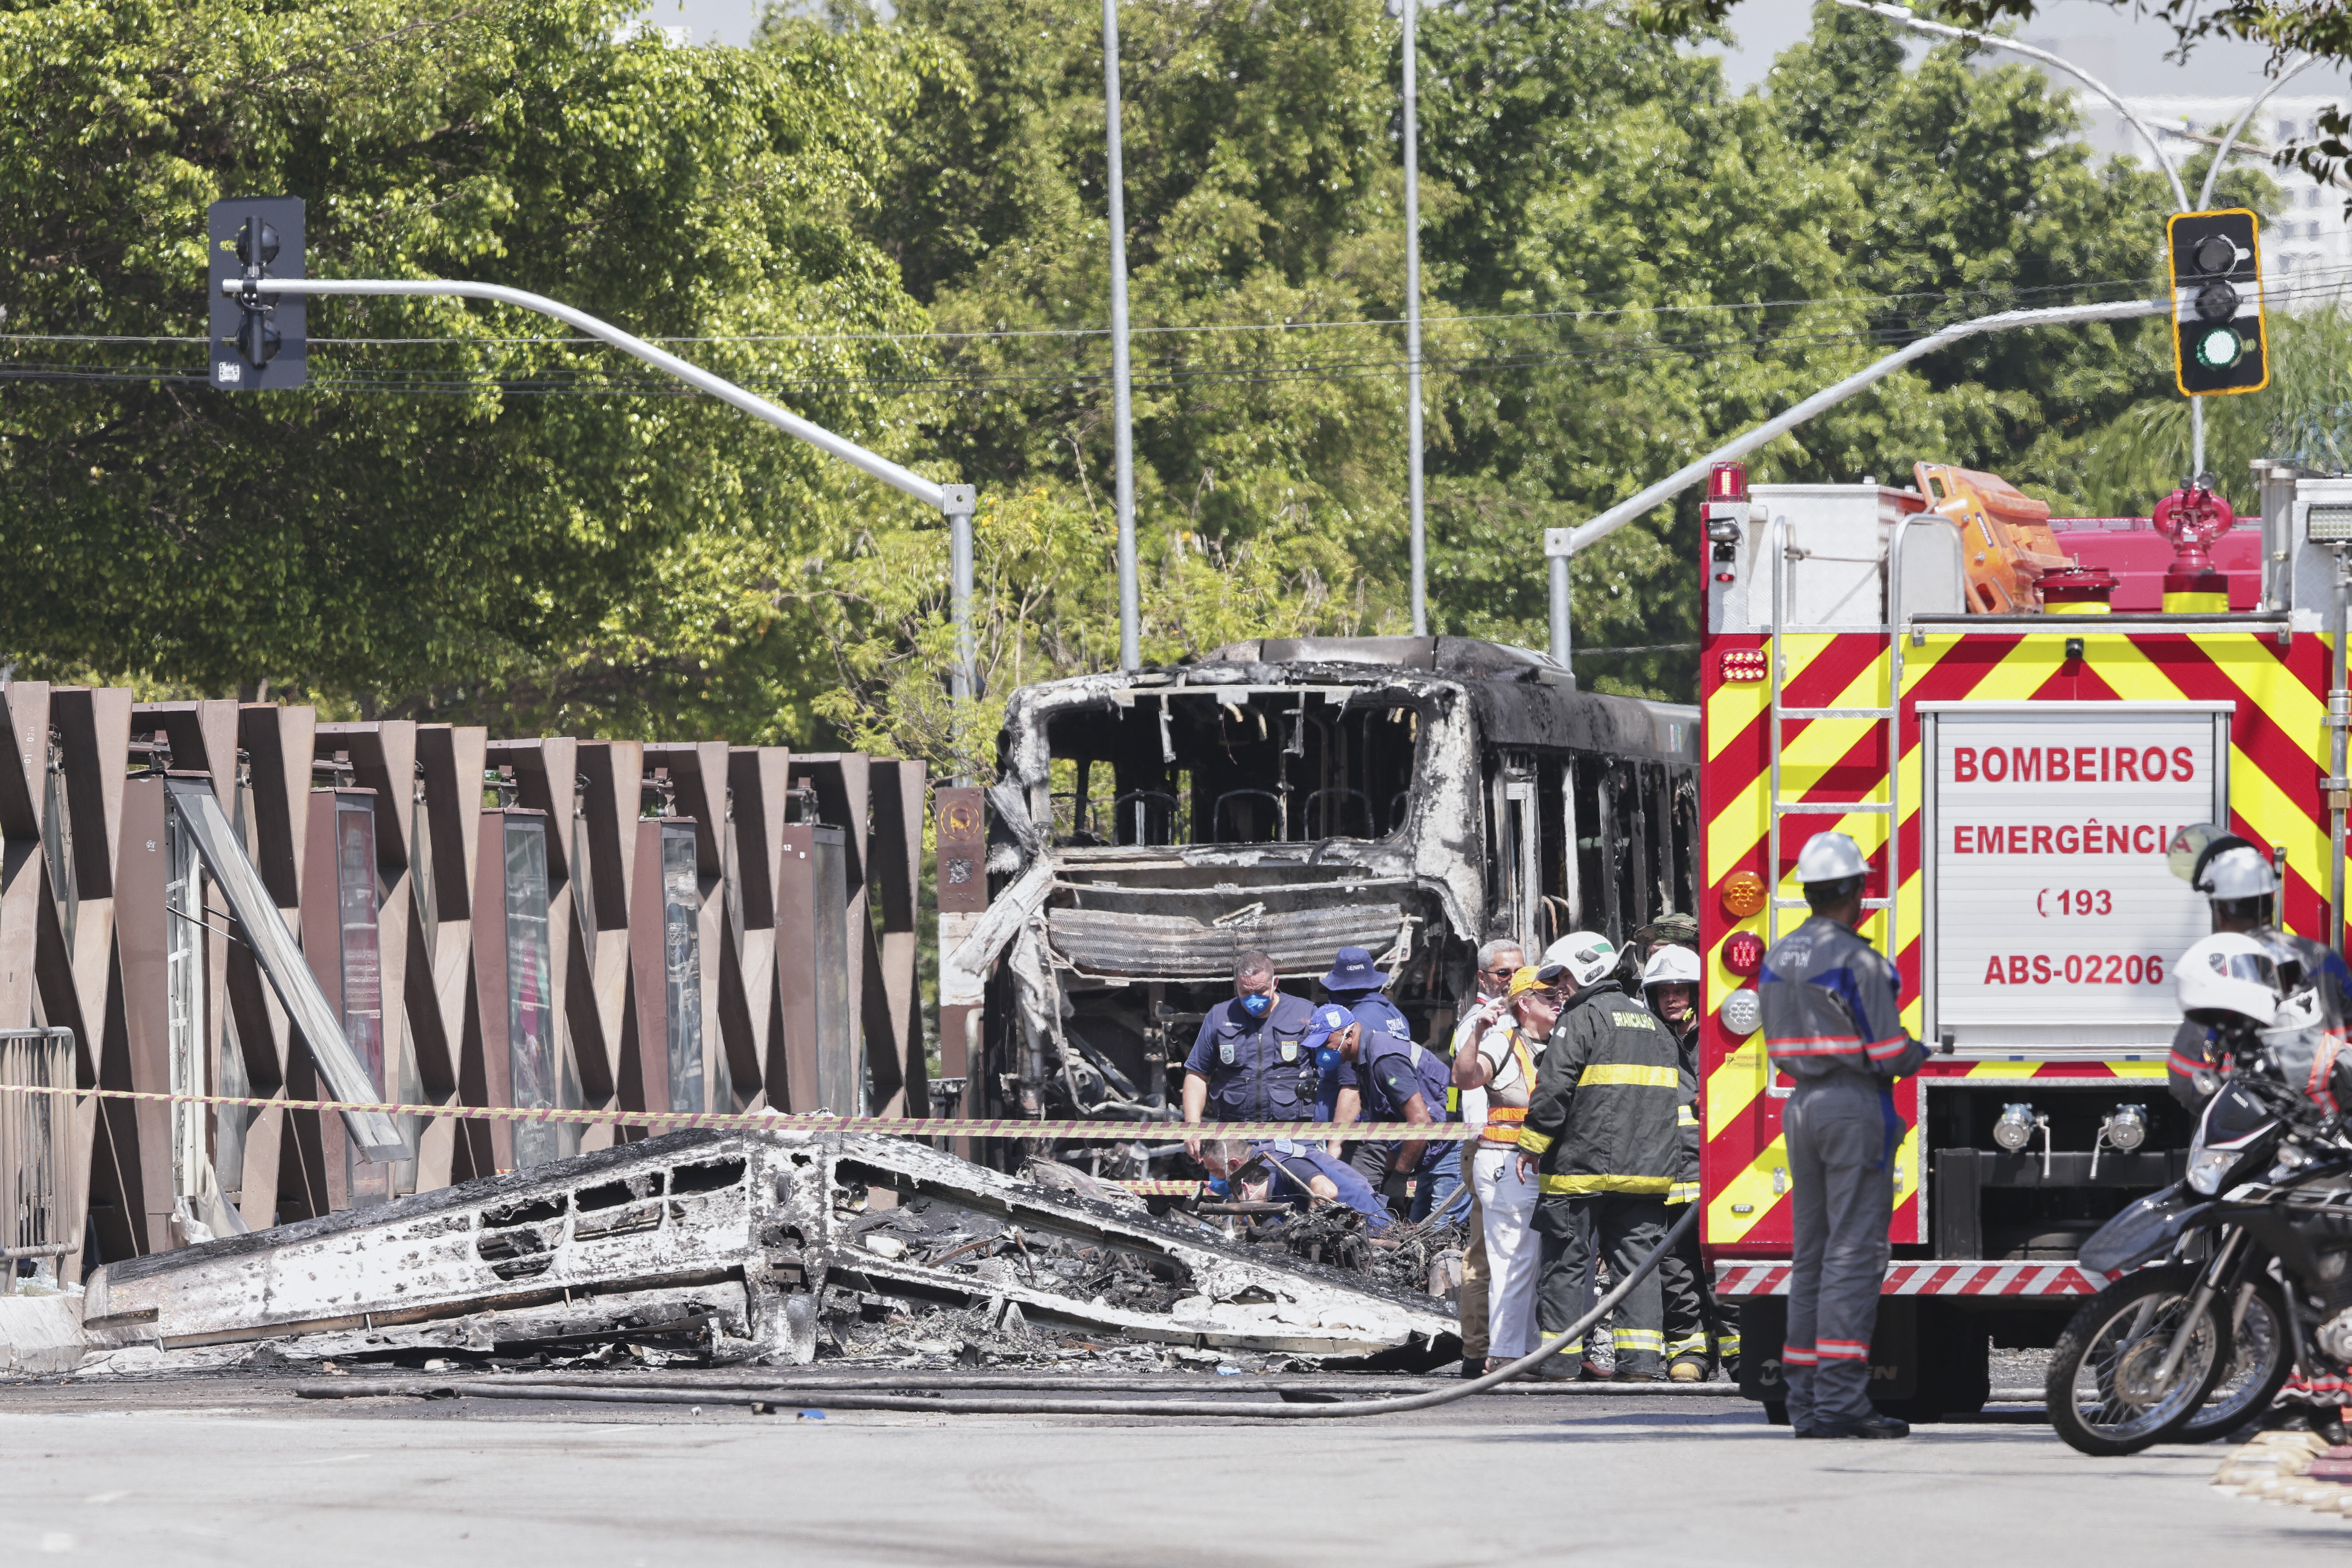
[0,269,2246,352]
[13,266,2352,399]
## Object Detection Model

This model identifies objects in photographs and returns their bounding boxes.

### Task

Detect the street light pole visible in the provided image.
[1403,0,1428,637]
[228,276,979,696]
[1543,296,2170,627]
[1104,0,1141,672]
[2188,54,2320,476]
[1831,3,2221,468]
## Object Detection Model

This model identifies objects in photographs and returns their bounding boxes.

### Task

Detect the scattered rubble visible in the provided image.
[2211,1429,2352,1518]
[73,1128,1458,1379]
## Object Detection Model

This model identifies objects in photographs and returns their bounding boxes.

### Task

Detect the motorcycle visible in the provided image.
[2047,1065,2352,1456]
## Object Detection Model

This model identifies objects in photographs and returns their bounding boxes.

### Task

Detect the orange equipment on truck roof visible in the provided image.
[1915,461,2073,613]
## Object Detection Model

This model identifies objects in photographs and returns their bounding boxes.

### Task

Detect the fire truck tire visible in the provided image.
[1876,1306,1989,1424]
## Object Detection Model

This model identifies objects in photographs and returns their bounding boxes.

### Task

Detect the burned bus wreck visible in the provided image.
[944,638,1699,1144]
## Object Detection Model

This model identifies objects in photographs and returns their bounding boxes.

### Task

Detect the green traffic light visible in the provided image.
[2195,325,2243,369]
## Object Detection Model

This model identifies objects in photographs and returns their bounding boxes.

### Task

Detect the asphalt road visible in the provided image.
[0,1377,2343,1565]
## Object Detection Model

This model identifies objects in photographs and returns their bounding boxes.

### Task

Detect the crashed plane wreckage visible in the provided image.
[77,1127,1457,1367]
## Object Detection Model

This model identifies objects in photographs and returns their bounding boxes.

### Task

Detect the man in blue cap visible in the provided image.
[1181,950,1321,1162]
[1309,947,1457,1219]
[1199,1140,1391,1232]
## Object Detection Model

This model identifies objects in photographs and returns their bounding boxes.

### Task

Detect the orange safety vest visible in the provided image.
[1480,1028,1540,1145]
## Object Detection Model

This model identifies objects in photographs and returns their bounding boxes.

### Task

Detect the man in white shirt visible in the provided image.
[1454,961,1563,1372]
[1443,939,1522,1377]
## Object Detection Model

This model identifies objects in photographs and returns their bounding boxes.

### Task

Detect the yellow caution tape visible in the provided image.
[0,1081,1484,1143]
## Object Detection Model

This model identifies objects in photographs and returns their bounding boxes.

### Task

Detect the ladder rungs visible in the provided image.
[1772,801,1893,814]
[1778,707,1895,721]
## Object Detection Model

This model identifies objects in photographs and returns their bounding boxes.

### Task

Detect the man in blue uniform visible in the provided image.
[1758,832,1928,1440]
[1200,1139,1391,1232]
[1181,950,1319,1162]
[1321,988,1455,1219]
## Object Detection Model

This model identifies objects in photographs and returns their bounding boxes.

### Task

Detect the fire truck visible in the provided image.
[1699,456,2352,1421]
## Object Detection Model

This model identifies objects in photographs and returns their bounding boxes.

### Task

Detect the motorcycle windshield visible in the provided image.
[2195,1077,2278,1154]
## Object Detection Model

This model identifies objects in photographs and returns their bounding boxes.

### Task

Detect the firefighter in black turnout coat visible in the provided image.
[1516,932,1683,1380]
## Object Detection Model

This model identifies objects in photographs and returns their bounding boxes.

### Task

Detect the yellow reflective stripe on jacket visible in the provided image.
[1577,1063,1678,1089]
[1538,1173,1674,1195]
[1675,1104,1698,1128]
[1516,1129,1555,1156]
[1665,1180,1700,1205]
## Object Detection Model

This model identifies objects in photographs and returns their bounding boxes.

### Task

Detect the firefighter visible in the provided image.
[1646,943,1736,1383]
[1516,930,1681,1381]
[2166,829,2352,1110]
[1758,831,1928,1439]
[1181,950,1319,1161]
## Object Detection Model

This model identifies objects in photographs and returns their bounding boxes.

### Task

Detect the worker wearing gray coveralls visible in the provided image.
[1757,831,1927,1440]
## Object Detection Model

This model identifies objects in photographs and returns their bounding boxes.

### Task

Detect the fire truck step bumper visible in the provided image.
[1712,1261,2103,1299]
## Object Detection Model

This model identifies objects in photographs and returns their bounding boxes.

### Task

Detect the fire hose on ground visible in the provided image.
[298,1207,1698,1420]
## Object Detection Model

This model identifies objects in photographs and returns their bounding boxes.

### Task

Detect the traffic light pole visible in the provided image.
[1542,295,2170,664]
[1839,4,2312,480]
[225,275,980,701]
[2186,53,2318,474]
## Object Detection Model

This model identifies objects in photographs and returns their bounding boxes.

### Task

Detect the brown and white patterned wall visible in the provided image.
[0,685,924,1279]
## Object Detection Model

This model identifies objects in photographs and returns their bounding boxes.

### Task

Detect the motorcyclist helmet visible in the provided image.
[2176,931,2283,1027]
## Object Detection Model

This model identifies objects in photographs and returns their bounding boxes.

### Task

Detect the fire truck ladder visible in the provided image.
[1764,514,1926,949]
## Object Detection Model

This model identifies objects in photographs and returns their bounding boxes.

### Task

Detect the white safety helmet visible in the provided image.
[2200,846,2279,902]
[1542,931,1619,989]
[1641,945,1701,990]
[1795,830,1869,886]
[2176,931,2284,1027]
[2168,824,2279,902]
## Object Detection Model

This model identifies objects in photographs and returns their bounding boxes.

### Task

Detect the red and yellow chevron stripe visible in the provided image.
[1699,626,2330,1256]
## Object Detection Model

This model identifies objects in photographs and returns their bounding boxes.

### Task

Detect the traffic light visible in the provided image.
[2166,209,2267,397]
[207,197,306,391]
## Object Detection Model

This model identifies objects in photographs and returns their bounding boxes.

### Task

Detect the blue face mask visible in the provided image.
[1205,1176,1231,1198]
[1315,1045,1342,1074]
[1239,992,1273,1018]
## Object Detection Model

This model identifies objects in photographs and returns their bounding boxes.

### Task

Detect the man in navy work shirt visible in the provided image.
[1200,1139,1391,1232]
[1182,949,1320,1161]
[1321,1016,1455,1217]
[1311,947,1461,1220]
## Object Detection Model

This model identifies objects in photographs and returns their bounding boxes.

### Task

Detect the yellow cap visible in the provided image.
[1507,964,1564,1000]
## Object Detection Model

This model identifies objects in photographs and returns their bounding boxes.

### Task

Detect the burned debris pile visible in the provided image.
[72,1128,1457,1379]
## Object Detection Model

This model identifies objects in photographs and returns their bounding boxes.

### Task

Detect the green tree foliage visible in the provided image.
[0,0,2220,775]
[0,0,945,736]
[812,0,2184,768]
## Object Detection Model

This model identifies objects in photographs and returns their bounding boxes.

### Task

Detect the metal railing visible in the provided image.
[1,1028,77,1293]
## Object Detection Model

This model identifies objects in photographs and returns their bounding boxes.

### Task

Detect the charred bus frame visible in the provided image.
[943,637,1698,1160]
